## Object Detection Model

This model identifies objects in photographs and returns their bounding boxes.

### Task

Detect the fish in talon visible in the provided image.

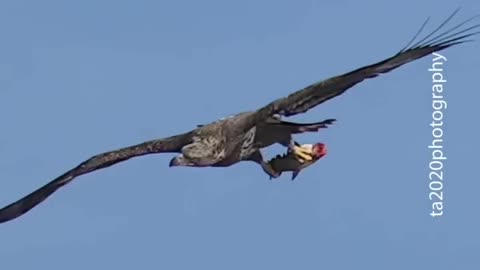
[268,142,327,180]
[292,144,316,162]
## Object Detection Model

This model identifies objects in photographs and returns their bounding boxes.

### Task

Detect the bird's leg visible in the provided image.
[247,150,280,179]
[294,148,313,162]
[288,140,314,162]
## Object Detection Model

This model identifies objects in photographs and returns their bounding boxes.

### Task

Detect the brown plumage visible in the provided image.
[0,10,478,224]
[254,117,335,148]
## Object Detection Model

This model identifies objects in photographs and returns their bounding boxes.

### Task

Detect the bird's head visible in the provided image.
[312,143,327,159]
[169,155,192,167]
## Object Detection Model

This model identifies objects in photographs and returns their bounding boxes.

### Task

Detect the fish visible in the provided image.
[268,142,327,180]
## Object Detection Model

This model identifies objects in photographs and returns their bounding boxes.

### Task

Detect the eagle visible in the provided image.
[0,10,478,224]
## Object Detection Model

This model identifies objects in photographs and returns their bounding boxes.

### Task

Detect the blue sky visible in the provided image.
[1,0,479,269]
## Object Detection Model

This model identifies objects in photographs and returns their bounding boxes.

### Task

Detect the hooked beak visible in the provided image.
[169,155,196,167]
[169,157,180,167]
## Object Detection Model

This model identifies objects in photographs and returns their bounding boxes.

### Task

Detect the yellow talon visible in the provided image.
[293,145,314,162]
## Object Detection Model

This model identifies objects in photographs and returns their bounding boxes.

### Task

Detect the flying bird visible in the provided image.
[0,10,478,224]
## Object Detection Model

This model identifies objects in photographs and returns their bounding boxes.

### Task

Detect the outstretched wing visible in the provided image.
[250,9,479,123]
[0,131,194,224]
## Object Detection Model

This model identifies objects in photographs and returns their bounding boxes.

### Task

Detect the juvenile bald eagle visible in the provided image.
[0,10,478,224]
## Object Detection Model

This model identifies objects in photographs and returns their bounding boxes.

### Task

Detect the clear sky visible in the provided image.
[1,0,479,269]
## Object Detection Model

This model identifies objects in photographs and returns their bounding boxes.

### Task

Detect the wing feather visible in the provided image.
[250,10,479,123]
[0,131,194,224]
